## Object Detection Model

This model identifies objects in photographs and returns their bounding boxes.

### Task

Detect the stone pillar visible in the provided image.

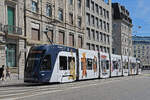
[18,39,25,79]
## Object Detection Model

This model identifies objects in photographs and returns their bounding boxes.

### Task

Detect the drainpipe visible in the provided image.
[24,0,27,80]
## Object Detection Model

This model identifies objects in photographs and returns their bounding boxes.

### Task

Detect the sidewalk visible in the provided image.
[0,74,24,87]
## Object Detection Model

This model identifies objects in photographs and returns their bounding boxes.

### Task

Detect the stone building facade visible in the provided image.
[132,36,150,69]
[25,0,85,53]
[0,0,25,79]
[112,3,133,56]
[85,0,112,53]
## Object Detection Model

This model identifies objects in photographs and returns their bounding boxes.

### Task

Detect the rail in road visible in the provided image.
[0,75,148,100]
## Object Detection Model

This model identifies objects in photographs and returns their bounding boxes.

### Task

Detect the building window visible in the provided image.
[59,31,65,45]
[91,29,95,40]
[7,6,15,33]
[78,36,83,48]
[87,28,91,40]
[107,23,109,32]
[32,1,38,12]
[95,4,99,14]
[31,28,40,41]
[46,4,52,17]
[47,30,53,42]
[86,13,90,25]
[77,0,81,8]
[69,13,73,25]
[100,32,103,41]
[100,6,102,16]
[106,11,109,19]
[107,35,110,44]
[96,45,99,51]
[58,9,63,21]
[87,43,90,50]
[103,8,106,18]
[104,34,106,43]
[6,44,16,67]
[96,31,99,42]
[69,33,74,47]
[96,17,99,28]
[68,0,73,5]
[86,0,90,8]
[100,19,102,29]
[104,21,106,31]
[77,17,82,27]
[92,44,95,50]
[91,15,95,26]
[91,1,94,12]
[107,47,110,53]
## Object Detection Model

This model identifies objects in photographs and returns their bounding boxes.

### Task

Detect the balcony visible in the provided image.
[4,25,22,35]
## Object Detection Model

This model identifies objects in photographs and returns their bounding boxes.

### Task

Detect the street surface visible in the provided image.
[0,71,150,100]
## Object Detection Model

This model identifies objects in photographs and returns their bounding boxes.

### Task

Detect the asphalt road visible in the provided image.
[0,71,150,100]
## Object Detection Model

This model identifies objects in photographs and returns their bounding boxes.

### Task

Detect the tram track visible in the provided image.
[0,75,145,100]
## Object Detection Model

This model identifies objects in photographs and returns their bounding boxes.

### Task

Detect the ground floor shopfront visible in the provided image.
[0,34,25,79]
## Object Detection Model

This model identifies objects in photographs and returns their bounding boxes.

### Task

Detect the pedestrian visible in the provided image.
[0,65,4,81]
[5,66,11,80]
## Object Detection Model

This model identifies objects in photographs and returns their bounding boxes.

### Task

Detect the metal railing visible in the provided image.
[4,25,22,35]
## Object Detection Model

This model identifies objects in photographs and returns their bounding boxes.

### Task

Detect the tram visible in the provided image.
[24,45,141,83]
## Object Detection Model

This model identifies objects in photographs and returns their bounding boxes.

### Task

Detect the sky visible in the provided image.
[112,0,150,36]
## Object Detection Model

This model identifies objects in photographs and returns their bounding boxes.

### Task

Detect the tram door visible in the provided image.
[137,61,142,74]
[100,52,110,78]
[122,56,129,76]
[58,51,77,83]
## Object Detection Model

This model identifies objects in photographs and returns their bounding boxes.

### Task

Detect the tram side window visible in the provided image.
[68,57,75,70]
[106,60,109,69]
[87,58,93,70]
[40,55,51,71]
[113,61,118,69]
[60,56,67,70]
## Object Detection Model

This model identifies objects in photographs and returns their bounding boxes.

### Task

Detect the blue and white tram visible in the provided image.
[111,54,122,77]
[99,52,110,78]
[122,56,129,76]
[24,45,77,83]
[78,49,99,80]
[24,44,141,83]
